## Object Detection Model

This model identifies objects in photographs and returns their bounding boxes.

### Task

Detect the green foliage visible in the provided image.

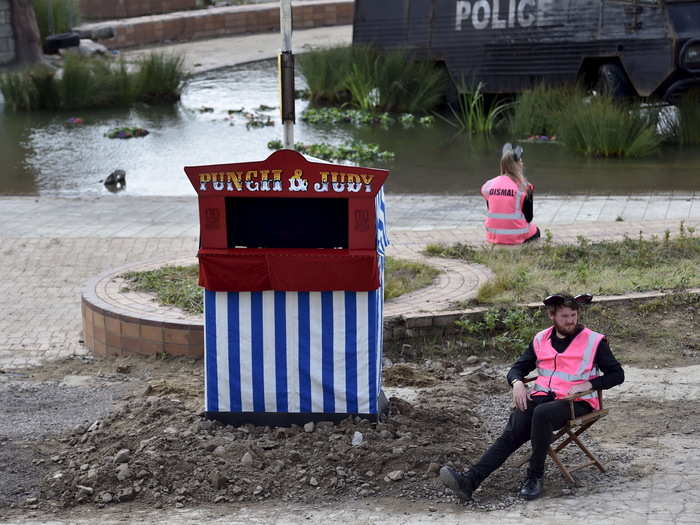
[510,84,577,138]
[132,53,185,105]
[298,45,447,113]
[298,45,356,105]
[426,224,700,305]
[268,139,395,164]
[556,95,663,158]
[456,307,544,359]
[384,257,440,300]
[32,0,80,41]
[437,81,512,135]
[301,107,435,129]
[667,90,700,145]
[0,53,184,111]
[0,70,38,111]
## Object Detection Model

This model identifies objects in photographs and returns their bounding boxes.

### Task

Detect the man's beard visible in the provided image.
[555,322,578,336]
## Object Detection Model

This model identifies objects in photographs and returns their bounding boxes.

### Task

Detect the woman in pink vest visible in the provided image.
[440,293,624,501]
[480,143,540,244]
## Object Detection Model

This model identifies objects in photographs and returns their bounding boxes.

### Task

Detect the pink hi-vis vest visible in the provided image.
[532,326,604,411]
[480,175,538,244]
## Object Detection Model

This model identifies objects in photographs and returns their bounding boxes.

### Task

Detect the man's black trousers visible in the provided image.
[470,395,592,484]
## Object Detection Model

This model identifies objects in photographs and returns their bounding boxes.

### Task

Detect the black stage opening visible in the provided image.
[226,197,348,249]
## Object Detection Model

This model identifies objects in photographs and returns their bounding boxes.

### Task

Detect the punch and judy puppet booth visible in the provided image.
[185,150,390,425]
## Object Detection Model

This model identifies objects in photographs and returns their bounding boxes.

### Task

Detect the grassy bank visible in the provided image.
[425,224,700,305]
[0,53,185,111]
[122,257,440,315]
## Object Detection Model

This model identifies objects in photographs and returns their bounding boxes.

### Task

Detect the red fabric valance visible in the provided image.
[198,249,380,292]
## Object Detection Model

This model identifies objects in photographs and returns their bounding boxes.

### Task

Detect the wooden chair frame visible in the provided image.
[518,377,608,485]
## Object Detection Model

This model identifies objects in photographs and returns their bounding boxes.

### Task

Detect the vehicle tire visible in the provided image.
[44,32,81,53]
[595,63,634,99]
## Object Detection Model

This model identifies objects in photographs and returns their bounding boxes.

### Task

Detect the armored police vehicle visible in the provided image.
[353,0,700,101]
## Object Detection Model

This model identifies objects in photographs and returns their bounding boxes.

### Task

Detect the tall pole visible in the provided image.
[279,0,295,149]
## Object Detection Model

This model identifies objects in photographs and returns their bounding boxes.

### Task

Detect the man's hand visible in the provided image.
[512,381,530,412]
[567,381,593,395]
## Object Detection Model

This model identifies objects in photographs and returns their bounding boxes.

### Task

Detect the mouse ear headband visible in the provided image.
[543,293,593,307]
[502,143,524,162]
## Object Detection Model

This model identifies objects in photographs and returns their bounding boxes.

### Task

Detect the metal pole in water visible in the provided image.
[279,0,295,149]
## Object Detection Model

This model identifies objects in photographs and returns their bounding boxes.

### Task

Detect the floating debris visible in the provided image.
[105,127,150,139]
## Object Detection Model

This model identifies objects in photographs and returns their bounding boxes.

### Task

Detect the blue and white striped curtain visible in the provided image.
[204,287,384,415]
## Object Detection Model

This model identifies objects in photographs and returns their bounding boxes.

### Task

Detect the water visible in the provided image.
[1,60,699,197]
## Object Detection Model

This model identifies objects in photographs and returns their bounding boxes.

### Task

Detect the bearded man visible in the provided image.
[440,293,624,501]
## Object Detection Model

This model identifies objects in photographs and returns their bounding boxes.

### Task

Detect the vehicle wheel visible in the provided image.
[44,32,81,53]
[595,63,634,99]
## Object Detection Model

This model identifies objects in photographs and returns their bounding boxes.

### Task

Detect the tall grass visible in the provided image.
[671,90,700,145]
[0,53,185,111]
[298,45,447,113]
[510,84,578,137]
[32,0,80,40]
[298,46,356,105]
[438,81,512,135]
[133,53,185,104]
[556,95,662,158]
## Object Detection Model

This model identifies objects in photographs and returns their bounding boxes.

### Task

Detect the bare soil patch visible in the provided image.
[2,296,696,520]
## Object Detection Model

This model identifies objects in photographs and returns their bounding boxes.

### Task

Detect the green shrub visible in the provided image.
[437,81,512,135]
[0,70,38,111]
[673,90,700,145]
[32,0,80,41]
[298,45,446,113]
[510,84,577,138]
[298,45,356,104]
[556,95,662,158]
[0,53,184,111]
[132,53,185,104]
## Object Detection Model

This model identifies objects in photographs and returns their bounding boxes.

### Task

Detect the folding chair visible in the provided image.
[518,377,608,485]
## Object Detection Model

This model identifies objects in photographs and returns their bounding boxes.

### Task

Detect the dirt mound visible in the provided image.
[38,373,488,510]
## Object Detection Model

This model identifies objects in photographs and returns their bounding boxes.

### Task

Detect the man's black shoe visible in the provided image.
[439,466,475,501]
[519,477,544,500]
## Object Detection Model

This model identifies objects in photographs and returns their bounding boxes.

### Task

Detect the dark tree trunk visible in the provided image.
[10,0,42,64]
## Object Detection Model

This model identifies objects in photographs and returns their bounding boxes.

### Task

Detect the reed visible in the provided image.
[298,45,357,104]
[0,53,184,111]
[132,53,185,104]
[556,95,662,158]
[299,45,446,113]
[438,81,512,135]
[0,71,38,111]
[510,84,577,138]
[674,90,700,145]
